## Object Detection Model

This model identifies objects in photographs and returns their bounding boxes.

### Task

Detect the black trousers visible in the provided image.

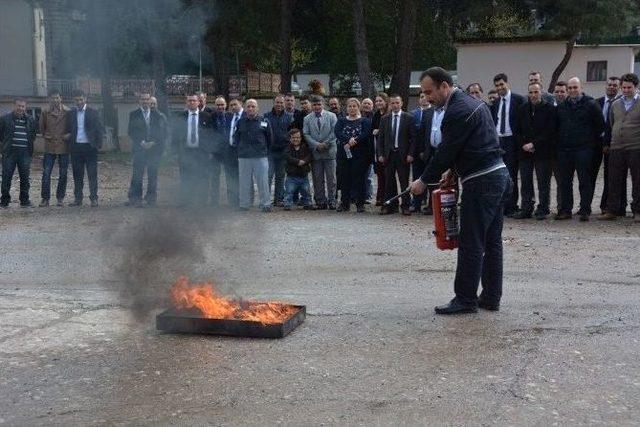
[384,150,410,209]
[128,148,161,203]
[411,156,427,209]
[337,154,369,206]
[499,136,519,213]
[179,148,209,206]
[519,155,551,215]
[71,145,98,202]
[1,148,31,205]
[601,150,627,214]
[607,149,640,215]
[557,148,594,215]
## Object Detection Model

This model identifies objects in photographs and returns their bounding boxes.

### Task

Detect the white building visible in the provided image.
[456,37,640,97]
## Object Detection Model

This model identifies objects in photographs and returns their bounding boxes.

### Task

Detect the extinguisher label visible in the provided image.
[441,193,456,204]
[442,206,459,239]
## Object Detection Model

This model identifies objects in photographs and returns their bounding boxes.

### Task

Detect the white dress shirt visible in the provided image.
[76,104,89,143]
[622,93,639,112]
[229,108,243,145]
[430,108,445,148]
[392,112,401,149]
[186,109,199,148]
[496,90,513,137]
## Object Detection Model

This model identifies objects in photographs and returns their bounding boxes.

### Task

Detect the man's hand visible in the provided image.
[317,142,327,151]
[298,160,305,166]
[523,143,535,153]
[410,179,427,196]
[603,146,610,154]
[372,129,379,136]
[378,156,385,163]
[406,155,414,164]
[439,169,456,188]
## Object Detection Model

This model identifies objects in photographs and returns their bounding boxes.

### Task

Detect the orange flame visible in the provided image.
[170,276,297,324]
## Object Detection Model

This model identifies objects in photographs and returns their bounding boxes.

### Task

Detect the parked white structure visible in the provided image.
[456,38,640,97]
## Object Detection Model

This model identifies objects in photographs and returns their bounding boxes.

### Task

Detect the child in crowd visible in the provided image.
[283,128,314,210]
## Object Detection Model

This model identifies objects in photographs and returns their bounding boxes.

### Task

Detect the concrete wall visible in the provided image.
[0,0,36,96]
[456,41,638,98]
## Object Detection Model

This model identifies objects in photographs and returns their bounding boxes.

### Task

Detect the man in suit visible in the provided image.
[491,73,526,216]
[303,95,338,209]
[65,90,103,207]
[0,98,37,208]
[126,92,167,207]
[528,71,556,104]
[513,82,557,220]
[171,93,213,206]
[377,94,417,215]
[596,76,625,214]
[197,92,214,114]
[410,67,511,315]
[412,92,433,213]
[209,96,236,207]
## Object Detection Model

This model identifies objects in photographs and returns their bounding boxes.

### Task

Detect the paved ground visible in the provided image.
[0,155,639,426]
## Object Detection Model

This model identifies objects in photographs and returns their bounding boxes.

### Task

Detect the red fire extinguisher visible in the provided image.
[431,187,459,250]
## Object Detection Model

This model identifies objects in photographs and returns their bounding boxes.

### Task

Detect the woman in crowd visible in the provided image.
[372,92,389,206]
[334,98,373,213]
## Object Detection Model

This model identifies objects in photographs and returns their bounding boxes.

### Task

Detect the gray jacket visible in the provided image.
[303,110,337,160]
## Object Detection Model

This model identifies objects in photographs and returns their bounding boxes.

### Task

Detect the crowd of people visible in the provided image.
[1,70,638,223]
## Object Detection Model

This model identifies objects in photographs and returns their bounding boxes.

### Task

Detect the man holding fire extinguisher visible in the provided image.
[410,67,512,315]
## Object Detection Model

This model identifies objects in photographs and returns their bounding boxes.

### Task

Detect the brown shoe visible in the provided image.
[598,212,618,221]
[401,207,411,216]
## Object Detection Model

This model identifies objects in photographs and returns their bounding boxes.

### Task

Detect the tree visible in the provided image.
[279,0,294,92]
[389,0,418,104]
[534,0,640,91]
[352,0,375,98]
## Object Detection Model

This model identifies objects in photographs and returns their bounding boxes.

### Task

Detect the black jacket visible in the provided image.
[376,111,417,159]
[127,108,167,154]
[65,106,103,151]
[211,111,234,155]
[556,95,605,151]
[334,117,373,162]
[284,143,312,177]
[0,112,37,156]
[264,109,294,152]
[421,89,503,184]
[597,95,620,146]
[515,100,556,159]
[490,91,527,135]
[233,114,273,158]
[171,110,213,155]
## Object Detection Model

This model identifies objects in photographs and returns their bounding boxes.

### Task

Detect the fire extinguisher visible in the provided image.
[431,187,459,250]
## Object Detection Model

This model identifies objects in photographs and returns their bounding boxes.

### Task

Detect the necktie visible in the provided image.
[316,114,322,131]
[189,113,197,146]
[230,113,238,145]
[605,99,612,125]
[499,98,507,135]
[392,114,399,148]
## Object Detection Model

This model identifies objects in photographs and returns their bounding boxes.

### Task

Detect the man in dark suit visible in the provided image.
[126,92,167,207]
[210,95,238,207]
[377,94,416,215]
[490,73,526,216]
[596,76,625,214]
[171,93,213,206]
[414,98,435,214]
[65,90,103,207]
[197,92,214,114]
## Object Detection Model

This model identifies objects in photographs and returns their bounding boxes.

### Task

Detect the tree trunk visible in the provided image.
[389,0,418,106]
[352,0,375,98]
[151,44,168,115]
[279,0,293,93]
[548,37,577,93]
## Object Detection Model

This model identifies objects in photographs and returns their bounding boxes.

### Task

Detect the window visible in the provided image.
[587,61,608,82]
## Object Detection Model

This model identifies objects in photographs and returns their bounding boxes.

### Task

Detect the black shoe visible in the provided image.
[20,201,33,208]
[69,200,82,207]
[39,199,49,207]
[260,206,273,213]
[337,203,350,212]
[579,213,589,222]
[316,203,328,210]
[90,200,98,208]
[328,203,337,210]
[303,205,315,210]
[434,298,478,315]
[0,202,8,208]
[146,200,156,207]
[512,211,532,219]
[356,204,365,213]
[401,207,412,216]
[554,212,571,220]
[422,206,433,215]
[56,199,64,207]
[379,206,396,215]
[236,207,250,212]
[504,210,517,218]
[283,205,292,211]
[478,299,500,311]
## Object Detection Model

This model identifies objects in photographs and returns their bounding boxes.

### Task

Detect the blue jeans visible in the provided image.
[284,176,311,207]
[453,167,512,306]
[268,151,286,203]
[41,153,69,201]
[556,148,594,215]
[1,148,31,205]
[238,157,270,209]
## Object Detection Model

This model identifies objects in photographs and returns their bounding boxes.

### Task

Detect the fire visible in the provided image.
[170,276,297,324]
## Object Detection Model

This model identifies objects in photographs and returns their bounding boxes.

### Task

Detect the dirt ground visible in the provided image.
[0,154,638,426]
